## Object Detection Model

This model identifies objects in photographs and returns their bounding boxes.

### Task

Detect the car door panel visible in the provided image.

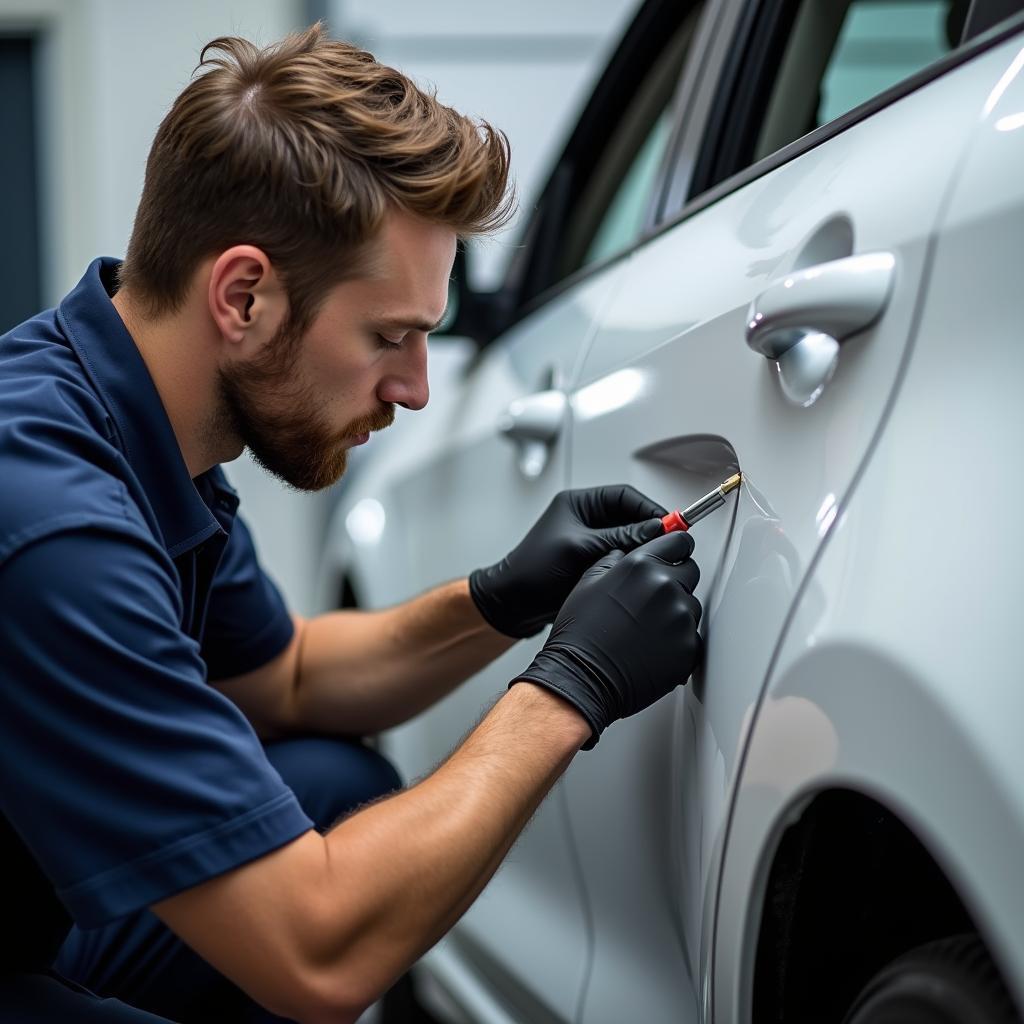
[562,49,993,1024]
[379,262,632,1022]
[714,31,1024,1021]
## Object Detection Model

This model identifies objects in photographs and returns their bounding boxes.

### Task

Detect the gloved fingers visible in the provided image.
[679,589,703,627]
[596,517,664,552]
[580,548,626,584]
[572,484,669,527]
[690,630,705,670]
[672,558,700,594]
[630,529,695,565]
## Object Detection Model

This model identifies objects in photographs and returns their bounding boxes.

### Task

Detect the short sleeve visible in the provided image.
[200,513,295,680]
[0,522,313,928]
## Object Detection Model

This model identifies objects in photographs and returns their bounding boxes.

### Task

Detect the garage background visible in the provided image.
[0,0,636,613]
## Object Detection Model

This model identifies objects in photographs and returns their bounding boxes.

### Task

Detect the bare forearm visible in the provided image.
[311,682,588,1011]
[292,579,515,734]
[153,683,587,1022]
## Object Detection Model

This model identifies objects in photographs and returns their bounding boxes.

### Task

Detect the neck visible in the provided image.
[112,289,243,479]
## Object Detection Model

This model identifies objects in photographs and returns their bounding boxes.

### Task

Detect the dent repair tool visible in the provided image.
[661,473,742,533]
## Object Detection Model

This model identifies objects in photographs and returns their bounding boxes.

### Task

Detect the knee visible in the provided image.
[341,741,402,803]
[264,736,402,832]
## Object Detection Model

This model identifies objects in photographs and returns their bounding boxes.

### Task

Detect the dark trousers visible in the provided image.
[0,736,402,1022]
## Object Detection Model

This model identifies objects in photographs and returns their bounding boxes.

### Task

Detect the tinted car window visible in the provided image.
[551,5,705,282]
[754,0,960,163]
[583,107,674,267]
[499,0,707,326]
[693,0,969,196]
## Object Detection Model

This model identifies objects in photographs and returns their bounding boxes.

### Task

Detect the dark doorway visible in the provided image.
[0,35,42,333]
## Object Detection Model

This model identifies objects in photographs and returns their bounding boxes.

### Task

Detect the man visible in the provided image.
[0,24,702,1023]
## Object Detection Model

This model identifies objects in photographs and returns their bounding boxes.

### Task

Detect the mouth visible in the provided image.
[348,432,371,446]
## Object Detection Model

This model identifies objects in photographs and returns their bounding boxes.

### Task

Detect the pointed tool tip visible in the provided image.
[722,472,742,494]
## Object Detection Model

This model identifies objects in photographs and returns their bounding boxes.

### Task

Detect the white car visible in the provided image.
[319,1,1024,1021]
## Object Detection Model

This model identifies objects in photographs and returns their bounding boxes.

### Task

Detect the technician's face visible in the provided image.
[219,211,456,491]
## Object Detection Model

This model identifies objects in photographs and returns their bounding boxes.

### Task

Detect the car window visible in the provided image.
[499,1,708,325]
[694,0,968,195]
[551,5,705,283]
[583,107,673,268]
[754,0,961,163]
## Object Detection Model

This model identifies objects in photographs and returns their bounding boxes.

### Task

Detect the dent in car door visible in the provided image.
[380,261,631,1022]
[562,51,993,1024]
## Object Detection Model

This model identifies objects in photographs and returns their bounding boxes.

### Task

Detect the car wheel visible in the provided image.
[842,933,1019,1024]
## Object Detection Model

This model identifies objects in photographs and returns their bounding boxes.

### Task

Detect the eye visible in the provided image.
[375,332,404,352]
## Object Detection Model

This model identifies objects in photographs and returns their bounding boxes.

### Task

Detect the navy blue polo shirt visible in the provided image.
[0,259,314,969]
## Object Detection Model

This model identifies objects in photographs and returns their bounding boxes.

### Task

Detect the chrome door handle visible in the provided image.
[499,389,566,478]
[746,252,896,405]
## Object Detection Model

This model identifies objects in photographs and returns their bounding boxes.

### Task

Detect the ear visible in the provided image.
[207,245,288,352]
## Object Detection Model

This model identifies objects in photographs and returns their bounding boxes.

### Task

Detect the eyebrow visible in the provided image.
[373,310,448,334]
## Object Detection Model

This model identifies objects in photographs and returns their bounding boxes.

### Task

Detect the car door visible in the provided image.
[382,268,624,1024]
[561,2,989,1021]
[373,4,710,1019]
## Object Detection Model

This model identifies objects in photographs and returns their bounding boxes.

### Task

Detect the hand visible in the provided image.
[469,485,668,639]
[514,531,702,748]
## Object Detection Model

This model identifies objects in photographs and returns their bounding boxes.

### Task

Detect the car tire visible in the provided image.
[842,933,1020,1024]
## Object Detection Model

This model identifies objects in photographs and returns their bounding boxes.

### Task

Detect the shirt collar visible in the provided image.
[57,258,238,557]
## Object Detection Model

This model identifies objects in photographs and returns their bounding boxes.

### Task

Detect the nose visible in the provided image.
[377,337,429,411]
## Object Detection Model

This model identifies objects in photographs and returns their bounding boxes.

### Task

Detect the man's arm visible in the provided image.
[158,530,701,1023]
[215,485,668,737]
[154,682,588,1023]
[214,578,515,737]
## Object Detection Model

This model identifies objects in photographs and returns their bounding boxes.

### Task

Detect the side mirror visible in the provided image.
[436,247,512,348]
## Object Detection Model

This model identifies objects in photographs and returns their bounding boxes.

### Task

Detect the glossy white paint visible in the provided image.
[316,19,1024,1024]
[562,34,996,1023]
[324,261,632,1022]
[715,35,1024,1021]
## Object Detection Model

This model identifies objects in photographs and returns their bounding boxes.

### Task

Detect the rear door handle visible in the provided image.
[746,252,896,405]
[499,389,566,478]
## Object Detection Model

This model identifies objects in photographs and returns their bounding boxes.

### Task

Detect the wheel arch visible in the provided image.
[713,639,1024,1023]
[750,785,981,1023]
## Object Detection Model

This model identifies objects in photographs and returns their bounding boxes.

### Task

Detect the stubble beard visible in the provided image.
[217,323,395,492]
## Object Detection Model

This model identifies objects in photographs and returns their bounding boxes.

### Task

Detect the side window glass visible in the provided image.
[583,108,673,267]
[819,3,951,122]
[554,6,704,281]
[753,0,961,164]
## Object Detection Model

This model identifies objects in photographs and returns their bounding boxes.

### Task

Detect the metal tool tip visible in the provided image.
[721,472,742,494]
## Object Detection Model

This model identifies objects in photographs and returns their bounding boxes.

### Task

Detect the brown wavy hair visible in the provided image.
[119,23,514,328]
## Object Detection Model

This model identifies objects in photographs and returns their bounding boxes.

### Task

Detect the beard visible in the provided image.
[217,322,395,492]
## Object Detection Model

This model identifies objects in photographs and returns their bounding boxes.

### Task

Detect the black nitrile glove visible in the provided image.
[514,531,702,749]
[469,485,668,639]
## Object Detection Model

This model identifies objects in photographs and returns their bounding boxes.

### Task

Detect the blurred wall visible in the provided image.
[332,0,638,290]
[0,0,635,616]
[0,0,302,303]
[0,0,330,613]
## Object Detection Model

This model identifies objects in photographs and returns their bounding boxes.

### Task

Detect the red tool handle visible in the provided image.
[661,510,690,533]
